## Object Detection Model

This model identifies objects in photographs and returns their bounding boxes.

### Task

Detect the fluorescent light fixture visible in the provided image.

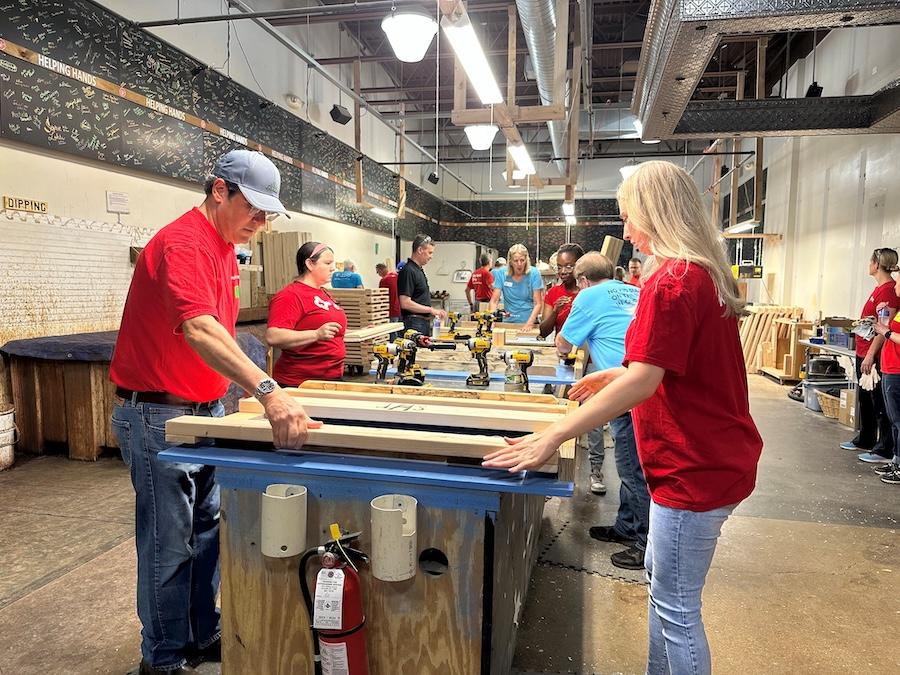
[724,220,760,234]
[464,124,498,151]
[381,12,438,63]
[370,206,396,219]
[440,11,503,105]
[641,138,662,145]
[507,144,536,175]
[502,169,526,181]
[619,163,641,180]
[633,119,643,137]
[561,201,575,216]
[565,215,576,225]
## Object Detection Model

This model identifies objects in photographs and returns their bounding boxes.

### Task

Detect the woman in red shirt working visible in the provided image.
[841,248,899,462]
[870,269,900,485]
[266,241,347,386]
[484,161,763,674]
[539,243,584,338]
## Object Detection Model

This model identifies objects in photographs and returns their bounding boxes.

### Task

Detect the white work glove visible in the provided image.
[859,368,881,391]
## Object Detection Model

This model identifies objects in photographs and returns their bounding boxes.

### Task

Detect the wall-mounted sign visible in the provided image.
[3,196,48,214]
[106,191,130,214]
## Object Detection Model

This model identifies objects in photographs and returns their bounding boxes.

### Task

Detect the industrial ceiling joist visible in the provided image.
[633,0,900,139]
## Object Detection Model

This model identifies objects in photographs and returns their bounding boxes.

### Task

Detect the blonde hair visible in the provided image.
[507,243,532,275]
[872,248,899,273]
[617,160,745,316]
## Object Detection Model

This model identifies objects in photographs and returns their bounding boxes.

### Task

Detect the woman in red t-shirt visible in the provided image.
[841,248,899,461]
[870,268,900,485]
[539,243,584,338]
[484,161,762,674]
[266,241,347,386]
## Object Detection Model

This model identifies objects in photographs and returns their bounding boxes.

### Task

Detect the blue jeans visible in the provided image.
[645,501,735,675]
[403,314,431,336]
[112,398,224,670]
[389,315,402,341]
[608,412,650,550]
[585,361,605,470]
[880,373,900,464]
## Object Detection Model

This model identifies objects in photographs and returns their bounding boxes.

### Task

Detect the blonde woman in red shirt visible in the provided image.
[484,161,763,675]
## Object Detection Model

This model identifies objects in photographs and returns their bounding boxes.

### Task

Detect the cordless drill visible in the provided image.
[465,336,492,387]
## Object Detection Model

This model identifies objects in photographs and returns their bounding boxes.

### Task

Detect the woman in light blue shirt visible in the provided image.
[489,244,544,324]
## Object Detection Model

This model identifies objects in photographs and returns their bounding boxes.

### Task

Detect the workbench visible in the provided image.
[1,329,266,460]
[161,383,576,674]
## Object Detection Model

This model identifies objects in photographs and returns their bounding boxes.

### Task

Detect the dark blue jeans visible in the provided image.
[112,398,224,670]
[403,314,431,336]
[609,412,651,550]
[880,373,900,464]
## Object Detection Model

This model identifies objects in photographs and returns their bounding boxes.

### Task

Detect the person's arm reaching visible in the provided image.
[483,362,662,471]
[182,315,321,449]
[400,295,446,319]
[525,288,543,325]
[488,287,502,313]
[265,322,342,349]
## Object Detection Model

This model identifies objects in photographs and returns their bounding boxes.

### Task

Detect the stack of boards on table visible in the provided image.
[330,288,390,329]
[343,322,404,374]
[165,380,578,479]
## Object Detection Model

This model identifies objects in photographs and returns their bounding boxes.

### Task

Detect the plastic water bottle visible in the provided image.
[504,360,525,392]
[432,316,441,338]
[878,306,890,325]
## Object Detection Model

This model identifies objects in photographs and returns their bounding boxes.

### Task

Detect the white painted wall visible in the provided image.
[761,25,900,318]
[427,241,478,303]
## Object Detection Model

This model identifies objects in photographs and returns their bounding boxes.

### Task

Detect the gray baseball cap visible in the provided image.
[212,149,290,217]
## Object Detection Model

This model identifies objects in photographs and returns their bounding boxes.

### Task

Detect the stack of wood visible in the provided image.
[330,288,390,329]
[261,230,311,293]
[757,317,814,382]
[739,306,804,374]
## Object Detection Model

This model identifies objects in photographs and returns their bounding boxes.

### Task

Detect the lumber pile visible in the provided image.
[261,230,312,292]
[739,306,804,374]
[330,288,390,329]
[344,337,387,371]
[757,318,814,382]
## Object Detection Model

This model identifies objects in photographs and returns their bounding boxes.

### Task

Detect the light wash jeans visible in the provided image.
[585,360,605,471]
[645,501,736,675]
[608,412,650,550]
[112,397,224,670]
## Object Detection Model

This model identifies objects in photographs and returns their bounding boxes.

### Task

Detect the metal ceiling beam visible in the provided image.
[315,41,642,65]
[633,0,900,139]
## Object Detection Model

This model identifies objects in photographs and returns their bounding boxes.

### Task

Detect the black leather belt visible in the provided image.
[115,387,221,408]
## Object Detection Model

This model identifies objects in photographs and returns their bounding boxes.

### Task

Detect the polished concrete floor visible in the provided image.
[1,375,898,674]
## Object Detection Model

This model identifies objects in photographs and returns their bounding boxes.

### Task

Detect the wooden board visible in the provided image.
[299,379,559,404]
[61,363,108,461]
[35,361,66,444]
[239,396,563,432]
[10,358,42,453]
[277,387,570,415]
[166,412,558,473]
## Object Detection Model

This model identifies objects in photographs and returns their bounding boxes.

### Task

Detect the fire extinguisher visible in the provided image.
[299,526,370,675]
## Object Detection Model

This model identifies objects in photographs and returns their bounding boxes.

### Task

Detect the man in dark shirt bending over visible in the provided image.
[397,234,446,335]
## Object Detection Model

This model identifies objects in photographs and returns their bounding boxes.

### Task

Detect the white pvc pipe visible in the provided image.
[370,494,418,581]
[261,484,308,558]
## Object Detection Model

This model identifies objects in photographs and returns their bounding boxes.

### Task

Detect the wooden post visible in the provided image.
[553,0,569,109]
[753,38,768,223]
[729,70,745,228]
[397,104,407,218]
[354,58,363,204]
[566,21,582,185]
[711,146,722,226]
[507,5,517,109]
[454,55,466,112]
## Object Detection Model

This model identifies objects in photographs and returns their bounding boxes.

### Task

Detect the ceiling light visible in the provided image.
[440,11,503,105]
[507,144,536,175]
[502,169,526,181]
[619,163,641,180]
[370,206,396,219]
[641,138,661,145]
[381,11,438,63]
[565,215,576,225]
[464,124,498,151]
[562,201,575,216]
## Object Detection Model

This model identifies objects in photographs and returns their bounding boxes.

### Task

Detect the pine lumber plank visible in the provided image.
[258,388,569,414]
[10,358,43,453]
[299,379,559,404]
[237,397,561,433]
[35,361,67,444]
[165,413,558,473]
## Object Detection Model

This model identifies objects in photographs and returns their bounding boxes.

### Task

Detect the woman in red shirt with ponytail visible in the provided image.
[266,241,347,386]
[484,161,763,675]
[870,269,900,485]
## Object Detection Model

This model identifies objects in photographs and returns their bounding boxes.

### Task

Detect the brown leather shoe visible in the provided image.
[138,659,196,674]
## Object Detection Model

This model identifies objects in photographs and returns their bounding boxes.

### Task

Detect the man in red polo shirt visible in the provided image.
[110,150,317,675]
[466,254,494,312]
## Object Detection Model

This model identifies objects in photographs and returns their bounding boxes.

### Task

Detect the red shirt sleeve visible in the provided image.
[159,245,221,331]
[625,275,697,376]
[268,287,303,329]
[875,283,900,310]
[466,273,476,291]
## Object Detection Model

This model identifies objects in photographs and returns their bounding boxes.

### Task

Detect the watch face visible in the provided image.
[257,379,276,396]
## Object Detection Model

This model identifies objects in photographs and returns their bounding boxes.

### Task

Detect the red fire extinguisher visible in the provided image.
[299,527,370,675]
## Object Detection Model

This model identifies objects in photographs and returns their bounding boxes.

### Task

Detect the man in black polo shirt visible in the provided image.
[398,234,446,334]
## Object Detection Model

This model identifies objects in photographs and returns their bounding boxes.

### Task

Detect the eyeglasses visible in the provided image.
[247,205,279,223]
[558,264,575,271]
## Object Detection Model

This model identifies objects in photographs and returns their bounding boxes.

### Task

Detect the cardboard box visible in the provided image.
[839,388,857,428]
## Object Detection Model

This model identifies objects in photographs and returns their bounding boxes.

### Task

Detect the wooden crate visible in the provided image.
[331,288,392,329]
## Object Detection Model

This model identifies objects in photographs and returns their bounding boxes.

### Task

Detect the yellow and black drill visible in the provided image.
[498,349,535,391]
[465,336,492,387]
[374,331,455,386]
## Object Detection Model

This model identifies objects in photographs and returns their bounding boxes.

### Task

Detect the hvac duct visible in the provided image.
[515,0,568,175]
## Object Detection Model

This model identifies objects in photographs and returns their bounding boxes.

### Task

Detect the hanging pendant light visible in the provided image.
[464,124,499,151]
[381,11,438,63]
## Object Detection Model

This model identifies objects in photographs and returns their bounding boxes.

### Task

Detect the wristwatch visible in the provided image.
[254,377,278,399]
[886,330,893,342]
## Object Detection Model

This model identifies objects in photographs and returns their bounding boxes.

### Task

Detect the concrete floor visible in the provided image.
[1,375,898,674]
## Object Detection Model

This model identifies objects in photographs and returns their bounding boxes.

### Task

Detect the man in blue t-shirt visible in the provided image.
[331,258,364,288]
[556,251,649,571]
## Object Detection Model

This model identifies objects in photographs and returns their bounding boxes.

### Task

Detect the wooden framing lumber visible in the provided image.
[344,323,404,343]
[299,379,558,404]
[165,412,558,473]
